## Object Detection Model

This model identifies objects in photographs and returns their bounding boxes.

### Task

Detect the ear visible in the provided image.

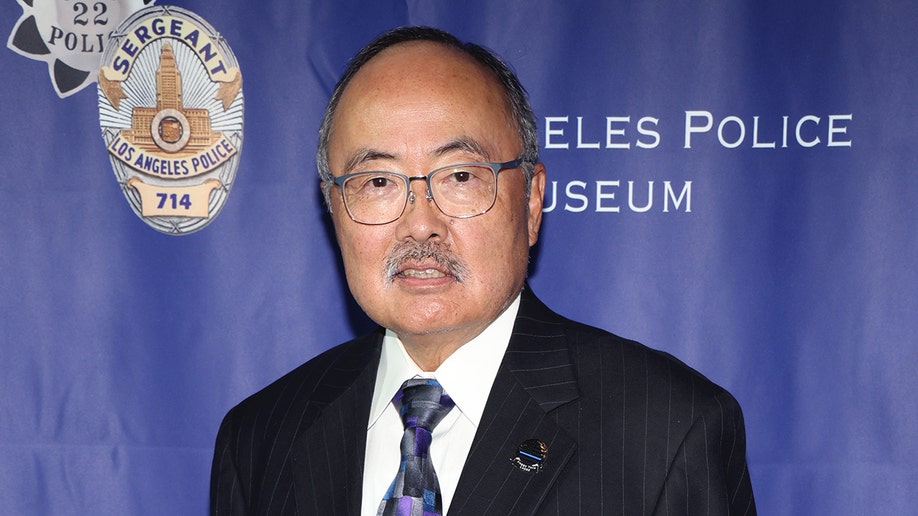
[527,163,546,247]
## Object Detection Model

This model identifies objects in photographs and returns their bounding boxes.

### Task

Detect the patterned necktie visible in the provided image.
[377,378,455,516]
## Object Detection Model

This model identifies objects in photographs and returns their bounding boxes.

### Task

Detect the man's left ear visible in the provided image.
[527,163,546,246]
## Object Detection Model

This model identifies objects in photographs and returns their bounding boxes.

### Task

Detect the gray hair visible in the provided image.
[316,26,539,209]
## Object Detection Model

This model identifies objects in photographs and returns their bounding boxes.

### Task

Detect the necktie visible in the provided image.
[377,378,455,516]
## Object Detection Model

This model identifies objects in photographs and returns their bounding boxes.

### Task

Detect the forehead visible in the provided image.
[351,41,496,85]
[345,40,503,102]
[328,42,516,162]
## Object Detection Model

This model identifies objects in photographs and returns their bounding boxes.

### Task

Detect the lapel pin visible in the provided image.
[511,439,548,473]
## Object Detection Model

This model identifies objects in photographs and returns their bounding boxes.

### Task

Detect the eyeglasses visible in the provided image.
[330,157,523,225]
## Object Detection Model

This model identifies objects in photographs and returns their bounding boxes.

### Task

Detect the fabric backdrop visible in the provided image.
[2,1,916,514]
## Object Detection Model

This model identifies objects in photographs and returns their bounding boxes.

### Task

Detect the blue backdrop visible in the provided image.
[2,1,916,514]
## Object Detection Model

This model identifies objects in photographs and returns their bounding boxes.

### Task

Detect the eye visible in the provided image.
[443,166,489,184]
[370,176,392,188]
[433,165,493,192]
[450,171,472,183]
[357,174,398,191]
[345,173,401,197]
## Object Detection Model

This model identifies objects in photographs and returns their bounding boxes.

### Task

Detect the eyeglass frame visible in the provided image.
[329,157,524,225]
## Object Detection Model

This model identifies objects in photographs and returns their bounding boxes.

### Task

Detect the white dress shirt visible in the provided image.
[360,294,520,516]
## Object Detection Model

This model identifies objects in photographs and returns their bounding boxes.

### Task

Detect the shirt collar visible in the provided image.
[367,293,521,429]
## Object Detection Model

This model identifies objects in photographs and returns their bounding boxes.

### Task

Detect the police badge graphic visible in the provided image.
[98,6,243,234]
[8,0,156,98]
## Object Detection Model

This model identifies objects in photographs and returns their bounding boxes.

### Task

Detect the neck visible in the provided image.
[399,328,481,371]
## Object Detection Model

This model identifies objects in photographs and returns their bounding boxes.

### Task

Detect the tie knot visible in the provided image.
[394,378,455,432]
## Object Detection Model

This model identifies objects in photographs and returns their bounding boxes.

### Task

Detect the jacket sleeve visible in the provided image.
[210,409,251,516]
[653,390,756,515]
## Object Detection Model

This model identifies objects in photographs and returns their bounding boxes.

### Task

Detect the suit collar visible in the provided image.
[449,286,580,515]
[504,285,580,412]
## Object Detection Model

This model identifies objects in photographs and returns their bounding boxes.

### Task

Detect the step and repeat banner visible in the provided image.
[2,1,915,514]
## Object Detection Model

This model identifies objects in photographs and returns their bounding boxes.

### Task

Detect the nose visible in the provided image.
[397,178,448,242]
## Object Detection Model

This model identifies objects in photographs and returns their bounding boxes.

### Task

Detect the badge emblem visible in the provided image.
[98,6,243,234]
[511,439,548,473]
[8,0,155,98]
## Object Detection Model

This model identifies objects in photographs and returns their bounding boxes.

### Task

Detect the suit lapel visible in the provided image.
[290,332,382,515]
[449,288,580,515]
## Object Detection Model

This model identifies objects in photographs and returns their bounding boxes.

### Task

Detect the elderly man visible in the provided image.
[211,26,755,515]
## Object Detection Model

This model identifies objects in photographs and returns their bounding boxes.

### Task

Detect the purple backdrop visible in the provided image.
[2,1,916,514]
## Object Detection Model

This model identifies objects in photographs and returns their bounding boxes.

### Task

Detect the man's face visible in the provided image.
[327,42,545,351]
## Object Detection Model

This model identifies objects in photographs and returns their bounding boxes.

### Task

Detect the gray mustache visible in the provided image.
[384,242,470,284]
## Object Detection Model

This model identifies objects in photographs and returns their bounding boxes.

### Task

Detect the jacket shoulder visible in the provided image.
[521,289,739,412]
[518,294,754,513]
[210,331,382,514]
[223,329,382,432]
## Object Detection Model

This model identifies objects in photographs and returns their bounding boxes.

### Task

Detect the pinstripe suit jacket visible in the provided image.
[211,287,755,515]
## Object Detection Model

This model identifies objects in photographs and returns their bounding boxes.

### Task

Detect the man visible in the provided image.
[211,26,755,515]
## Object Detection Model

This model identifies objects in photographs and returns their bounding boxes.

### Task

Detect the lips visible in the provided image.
[384,241,470,285]
[398,267,448,279]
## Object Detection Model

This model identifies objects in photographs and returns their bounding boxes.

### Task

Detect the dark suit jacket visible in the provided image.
[211,287,755,515]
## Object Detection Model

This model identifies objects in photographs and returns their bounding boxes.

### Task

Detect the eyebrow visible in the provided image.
[434,136,492,161]
[341,136,494,173]
[342,148,397,173]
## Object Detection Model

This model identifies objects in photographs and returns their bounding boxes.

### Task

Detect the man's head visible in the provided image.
[318,27,540,201]
[317,27,546,367]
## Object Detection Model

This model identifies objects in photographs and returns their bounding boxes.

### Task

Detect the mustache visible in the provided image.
[384,241,470,284]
